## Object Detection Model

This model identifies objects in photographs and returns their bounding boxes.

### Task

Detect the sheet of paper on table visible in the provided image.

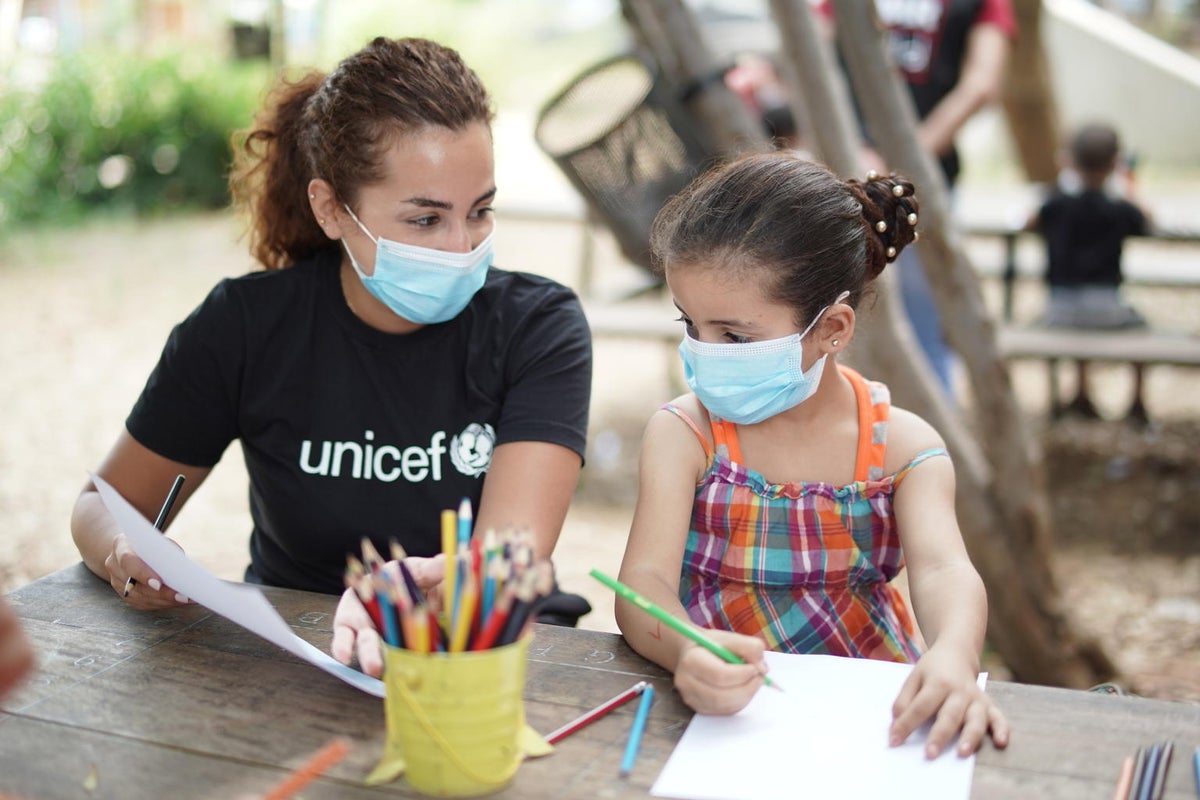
[92,473,385,698]
[651,651,986,800]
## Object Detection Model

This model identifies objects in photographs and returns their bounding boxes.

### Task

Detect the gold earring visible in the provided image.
[319,218,326,225]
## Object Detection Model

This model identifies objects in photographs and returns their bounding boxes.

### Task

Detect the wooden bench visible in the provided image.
[996,325,1200,422]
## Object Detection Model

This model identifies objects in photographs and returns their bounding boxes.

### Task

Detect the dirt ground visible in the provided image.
[2,207,1197,703]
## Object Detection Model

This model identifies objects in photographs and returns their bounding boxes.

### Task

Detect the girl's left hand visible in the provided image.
[889,642,1010,758]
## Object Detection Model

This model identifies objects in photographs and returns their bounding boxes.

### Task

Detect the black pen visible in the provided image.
[123,474,185,597]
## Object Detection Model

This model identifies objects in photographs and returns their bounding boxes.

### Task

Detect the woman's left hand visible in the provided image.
[329,554,448,677]
[889,642,1009,758]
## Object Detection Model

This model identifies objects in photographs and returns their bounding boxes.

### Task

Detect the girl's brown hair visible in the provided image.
[650,152,920,326]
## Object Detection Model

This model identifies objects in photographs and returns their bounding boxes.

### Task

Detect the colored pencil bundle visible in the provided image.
[343,499,553,654]
[1113,740,1177,800]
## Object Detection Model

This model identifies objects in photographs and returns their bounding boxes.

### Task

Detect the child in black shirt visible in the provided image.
[1027,123,1153,420]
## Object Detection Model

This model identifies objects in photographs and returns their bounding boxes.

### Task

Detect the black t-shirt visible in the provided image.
[126,248,592,594]
[864,0,1015,185]
[1036,189,1148,287]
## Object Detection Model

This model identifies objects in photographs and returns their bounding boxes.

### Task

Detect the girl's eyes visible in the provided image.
[471,205,495,220]
[675,315,751,344]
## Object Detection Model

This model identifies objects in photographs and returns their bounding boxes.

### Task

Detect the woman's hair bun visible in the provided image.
[846,171,920,280]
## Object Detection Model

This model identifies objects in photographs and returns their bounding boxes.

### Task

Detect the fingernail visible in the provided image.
[148,578,162,591]
[889,734,901,747]
[174,593,189,604]
[926,743,939,758]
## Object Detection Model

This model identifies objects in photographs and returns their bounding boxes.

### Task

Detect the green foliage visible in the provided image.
[0,52,267,231]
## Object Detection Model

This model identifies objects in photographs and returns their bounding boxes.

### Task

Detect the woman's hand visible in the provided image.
[889,642,1009,758]
[104,532,193,610]
[399,554,446,608]
[331,587,384,677]
[672,629,769,716]
[330,554,447,677]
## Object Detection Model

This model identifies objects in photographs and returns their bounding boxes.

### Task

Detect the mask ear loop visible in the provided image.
[799,290,852,341]
[342,204,379,244]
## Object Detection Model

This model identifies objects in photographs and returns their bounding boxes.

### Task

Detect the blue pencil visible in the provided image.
[456,497,473,549]
[619,683,654,778]
[1137,744,1161,800]
[1192,748,1199,797]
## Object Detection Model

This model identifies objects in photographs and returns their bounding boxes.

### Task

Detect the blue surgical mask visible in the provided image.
[343,205,493,324]
[678,293,848,425]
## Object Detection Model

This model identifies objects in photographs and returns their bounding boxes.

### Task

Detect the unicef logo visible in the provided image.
[449,423,495,477]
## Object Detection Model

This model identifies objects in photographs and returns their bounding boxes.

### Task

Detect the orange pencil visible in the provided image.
[263,738,351,800]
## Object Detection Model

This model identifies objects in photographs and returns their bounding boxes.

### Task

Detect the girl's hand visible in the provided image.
[104,532,193,610]
[889,642,1009,758]
[672,629,769,716]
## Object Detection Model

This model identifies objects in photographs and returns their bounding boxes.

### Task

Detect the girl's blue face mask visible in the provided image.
[678,293,847,425]
[343,205,493,325]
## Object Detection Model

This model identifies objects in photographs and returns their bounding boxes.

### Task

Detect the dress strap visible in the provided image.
[709,417,744,464]
[841,365,890,482]
[892,447,951,487]
[661,403,714,459]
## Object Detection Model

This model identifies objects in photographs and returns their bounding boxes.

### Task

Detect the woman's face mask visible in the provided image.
[342,204,493,325]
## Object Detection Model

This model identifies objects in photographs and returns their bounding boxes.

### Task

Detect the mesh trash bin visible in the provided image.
[535,54,713,274]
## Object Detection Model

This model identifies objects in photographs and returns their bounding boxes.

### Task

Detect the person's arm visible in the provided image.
[616,406,769,715]
[333,284,592,676]
[70,430,210,609]
[918,23,1011,158]
[475,441,581,559]
[886,410,1009,757]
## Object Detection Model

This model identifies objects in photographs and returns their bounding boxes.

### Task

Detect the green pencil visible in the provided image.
[590,568,783,692]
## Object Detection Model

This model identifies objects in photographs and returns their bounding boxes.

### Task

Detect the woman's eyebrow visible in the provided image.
[402,188,497,210]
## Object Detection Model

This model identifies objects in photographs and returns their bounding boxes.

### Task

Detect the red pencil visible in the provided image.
[471,581,517,651]
[545,681,649,745]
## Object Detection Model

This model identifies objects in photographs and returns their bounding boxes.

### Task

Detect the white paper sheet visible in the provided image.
[92,474,385,698]
[651,651,986,800]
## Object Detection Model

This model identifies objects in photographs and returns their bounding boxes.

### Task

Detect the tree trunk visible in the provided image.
[620,0,765,160]
[829,0,1113,685]
[1003,0,1060,183]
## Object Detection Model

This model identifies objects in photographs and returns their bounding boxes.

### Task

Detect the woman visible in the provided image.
[70,37,592,678]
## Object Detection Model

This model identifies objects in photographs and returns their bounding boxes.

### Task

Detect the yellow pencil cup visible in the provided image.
[367,635,551,796]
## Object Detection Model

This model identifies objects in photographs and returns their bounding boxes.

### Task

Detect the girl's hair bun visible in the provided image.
[846,171,920,280]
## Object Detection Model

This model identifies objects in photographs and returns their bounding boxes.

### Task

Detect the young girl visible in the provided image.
[616,152,1009,759]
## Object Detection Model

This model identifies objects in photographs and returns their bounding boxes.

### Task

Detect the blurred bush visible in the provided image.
[0,52,267,231]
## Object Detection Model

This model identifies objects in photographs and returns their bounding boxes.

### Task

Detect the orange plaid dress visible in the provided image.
[666,366,945,662]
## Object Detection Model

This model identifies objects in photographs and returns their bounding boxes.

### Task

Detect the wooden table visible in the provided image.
[3,565,1199,799]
